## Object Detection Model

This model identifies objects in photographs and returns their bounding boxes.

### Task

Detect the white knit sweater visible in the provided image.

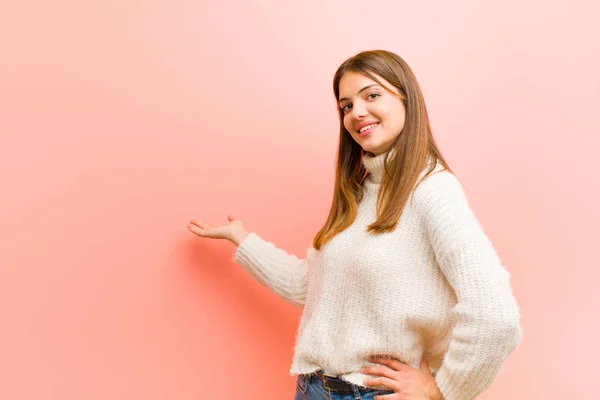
[233,151,522,400]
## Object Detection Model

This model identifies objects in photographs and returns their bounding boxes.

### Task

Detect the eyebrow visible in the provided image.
[338,84,381,104]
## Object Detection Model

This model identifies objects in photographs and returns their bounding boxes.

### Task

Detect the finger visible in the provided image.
[373,394,396,400]
[362,376,398,392]
[188,224,205,236]
[190,220,213,229]
[360,365,397,380]
[369,356,407,372]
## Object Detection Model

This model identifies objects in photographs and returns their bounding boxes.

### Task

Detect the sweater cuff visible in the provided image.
[233,231,258,267]
[434,368,479,400]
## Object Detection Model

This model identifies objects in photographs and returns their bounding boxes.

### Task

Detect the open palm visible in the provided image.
[188,215,245,242]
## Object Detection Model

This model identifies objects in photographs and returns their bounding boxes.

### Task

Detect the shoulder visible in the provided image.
[411,163,470,216]
[414,163,465,198]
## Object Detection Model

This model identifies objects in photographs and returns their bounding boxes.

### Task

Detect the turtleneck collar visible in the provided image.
[361,148,438,185]
[362,147,397,184]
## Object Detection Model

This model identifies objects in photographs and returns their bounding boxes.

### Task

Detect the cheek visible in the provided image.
[343,115,353,133]
[395,108,406,130]
[378,103,404,129]
[370,103,389,120]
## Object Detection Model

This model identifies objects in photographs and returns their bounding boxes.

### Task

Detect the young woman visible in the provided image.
[188,50,522,400]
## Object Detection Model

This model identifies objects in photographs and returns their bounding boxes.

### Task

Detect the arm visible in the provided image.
[414,171,522,400]
[232,232,312,307]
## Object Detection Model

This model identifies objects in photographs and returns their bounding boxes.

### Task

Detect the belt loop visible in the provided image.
[304,374,311,388]
[297,374,308,394]
[351,384,362,400]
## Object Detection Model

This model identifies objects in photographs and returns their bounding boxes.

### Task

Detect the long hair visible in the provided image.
[312,50,452,251]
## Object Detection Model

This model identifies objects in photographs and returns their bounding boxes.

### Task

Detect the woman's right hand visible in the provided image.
[188,215,249,246]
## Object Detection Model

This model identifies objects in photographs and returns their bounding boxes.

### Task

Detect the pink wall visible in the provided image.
[1,0,598,398]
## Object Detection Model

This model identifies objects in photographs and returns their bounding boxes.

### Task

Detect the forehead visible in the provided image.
[338,71,396,98]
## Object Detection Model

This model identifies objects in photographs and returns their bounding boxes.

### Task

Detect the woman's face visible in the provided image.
[338,71,406,156]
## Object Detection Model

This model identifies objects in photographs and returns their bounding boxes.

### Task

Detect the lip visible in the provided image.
[359,125,377,137]
[355,121,380,132]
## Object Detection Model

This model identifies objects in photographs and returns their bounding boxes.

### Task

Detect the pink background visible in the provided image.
[1,0,599,399]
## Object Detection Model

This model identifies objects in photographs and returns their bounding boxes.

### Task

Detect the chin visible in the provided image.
[362,144,383,156]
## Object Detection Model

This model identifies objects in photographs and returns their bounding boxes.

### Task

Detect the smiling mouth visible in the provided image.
[358,123,379,136]
[358,123,379,133]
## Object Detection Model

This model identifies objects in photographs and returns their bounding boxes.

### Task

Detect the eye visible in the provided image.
[367,92,381,100]
[341,103,352,113]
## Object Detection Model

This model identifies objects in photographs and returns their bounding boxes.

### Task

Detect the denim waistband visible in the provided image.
[297,370,395,398]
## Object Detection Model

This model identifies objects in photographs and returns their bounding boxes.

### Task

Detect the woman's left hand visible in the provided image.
[361,356,443,400]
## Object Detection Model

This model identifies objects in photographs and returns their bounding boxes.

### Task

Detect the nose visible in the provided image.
[350,101,368,120]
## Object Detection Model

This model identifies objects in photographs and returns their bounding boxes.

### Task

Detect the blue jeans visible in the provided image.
[294,372,395,400]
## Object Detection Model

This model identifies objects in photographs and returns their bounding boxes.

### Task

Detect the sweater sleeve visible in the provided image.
[232,232,312,307]
[414,171,522,400]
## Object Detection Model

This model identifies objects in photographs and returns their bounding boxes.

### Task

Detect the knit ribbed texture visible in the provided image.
[233,151,522,400]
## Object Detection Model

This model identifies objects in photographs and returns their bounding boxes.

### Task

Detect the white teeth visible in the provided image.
[359,123,378,133]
